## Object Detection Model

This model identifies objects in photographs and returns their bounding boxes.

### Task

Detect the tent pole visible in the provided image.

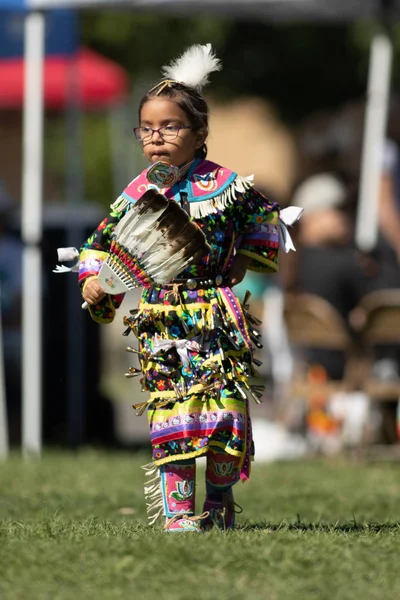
[21,11,45,456]
[356,32,393,252]
[0,282,9,458]
[65,55,86,448]
[108,104,127,199]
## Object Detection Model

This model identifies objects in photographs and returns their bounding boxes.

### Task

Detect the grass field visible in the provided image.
[1,449,400,600]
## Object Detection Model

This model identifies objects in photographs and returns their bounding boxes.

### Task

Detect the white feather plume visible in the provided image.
[161,44,221,90]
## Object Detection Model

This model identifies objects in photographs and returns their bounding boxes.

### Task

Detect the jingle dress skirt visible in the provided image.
[127,284,256,480]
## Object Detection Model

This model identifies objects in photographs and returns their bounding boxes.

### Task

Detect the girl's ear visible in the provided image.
[194,128,207,149]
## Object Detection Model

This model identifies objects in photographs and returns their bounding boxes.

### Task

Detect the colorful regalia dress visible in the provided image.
[79,158,281,523]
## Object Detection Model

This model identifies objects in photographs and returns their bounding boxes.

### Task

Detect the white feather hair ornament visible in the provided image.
[161,43,222,91]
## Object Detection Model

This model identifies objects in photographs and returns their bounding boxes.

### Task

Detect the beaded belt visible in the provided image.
[166,274,230,290]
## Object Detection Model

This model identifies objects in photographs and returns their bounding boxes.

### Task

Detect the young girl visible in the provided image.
[79,45,291,532]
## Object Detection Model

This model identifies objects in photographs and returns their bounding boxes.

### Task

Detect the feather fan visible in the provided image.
[86,190,210,303]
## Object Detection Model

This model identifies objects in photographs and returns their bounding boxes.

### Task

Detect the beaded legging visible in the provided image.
[159,450,241,519]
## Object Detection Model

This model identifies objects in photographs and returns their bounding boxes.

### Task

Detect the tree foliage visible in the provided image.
[80,11,232,83]
[80,12,387,120]
[72,12,399,204]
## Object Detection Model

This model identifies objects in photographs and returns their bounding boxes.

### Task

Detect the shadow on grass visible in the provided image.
[237,518,400,534]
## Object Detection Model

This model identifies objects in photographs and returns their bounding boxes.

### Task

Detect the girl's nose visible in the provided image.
[152,129,163,141]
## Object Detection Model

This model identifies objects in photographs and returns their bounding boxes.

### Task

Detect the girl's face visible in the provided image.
[139,98,205,166]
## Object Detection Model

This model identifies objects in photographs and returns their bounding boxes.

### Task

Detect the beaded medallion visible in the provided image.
[146,161,193,188]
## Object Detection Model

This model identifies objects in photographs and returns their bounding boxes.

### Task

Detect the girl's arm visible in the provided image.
[229,253,251,286]
[236,187,280,275]
[79,197,130,323]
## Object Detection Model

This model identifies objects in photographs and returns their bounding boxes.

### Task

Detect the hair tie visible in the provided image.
[148,79,180,96]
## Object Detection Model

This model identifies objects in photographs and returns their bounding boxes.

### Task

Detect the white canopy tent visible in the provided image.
[25,0,400,20]
[0,0,396,456]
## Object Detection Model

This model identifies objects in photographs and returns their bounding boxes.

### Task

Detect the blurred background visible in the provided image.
[3,0,400,459]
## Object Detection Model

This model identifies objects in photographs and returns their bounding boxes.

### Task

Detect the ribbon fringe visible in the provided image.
[189,175,254,219]
[146,498,164,526]
[142,461,164,525]
[144,483,161,496]
[142,462,159,476]
[135,289,264,409]
[112,175,255,219]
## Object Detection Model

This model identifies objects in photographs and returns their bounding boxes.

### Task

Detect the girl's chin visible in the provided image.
[149,152,170,160]
[150,160,184,169]
[150,157,171,165]
[147,155,192,166]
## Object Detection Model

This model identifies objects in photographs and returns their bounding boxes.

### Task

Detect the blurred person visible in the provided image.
[0,181,22,444]
[291,173,370,330]
[287,174,370,379]
[369,138,400,292]
[377,94,400,278]
[69,44,301,533]
[286,173,373,450]
[353,138,400,388]
[361,138,400,440]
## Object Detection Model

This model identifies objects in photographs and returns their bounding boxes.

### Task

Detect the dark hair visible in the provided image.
[138,82,209,159]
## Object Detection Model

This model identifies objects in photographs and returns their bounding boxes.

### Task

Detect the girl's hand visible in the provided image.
[82,277,106,305]
[229,253,251,286]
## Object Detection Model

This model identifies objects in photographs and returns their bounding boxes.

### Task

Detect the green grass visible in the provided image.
[1,450,400,600]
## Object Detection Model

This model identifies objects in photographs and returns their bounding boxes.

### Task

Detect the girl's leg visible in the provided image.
[160,459,204,532]
[203,449,242,530]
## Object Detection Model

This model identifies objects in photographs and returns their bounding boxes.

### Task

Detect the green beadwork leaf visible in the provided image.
[170,491,185,501]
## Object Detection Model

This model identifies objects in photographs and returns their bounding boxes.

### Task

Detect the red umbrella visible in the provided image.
[0,47,129,110]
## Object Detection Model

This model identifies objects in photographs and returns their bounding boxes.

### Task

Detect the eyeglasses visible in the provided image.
[133,125,195,142]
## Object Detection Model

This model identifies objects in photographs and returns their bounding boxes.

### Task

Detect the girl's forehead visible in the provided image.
[140,98,187,122]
